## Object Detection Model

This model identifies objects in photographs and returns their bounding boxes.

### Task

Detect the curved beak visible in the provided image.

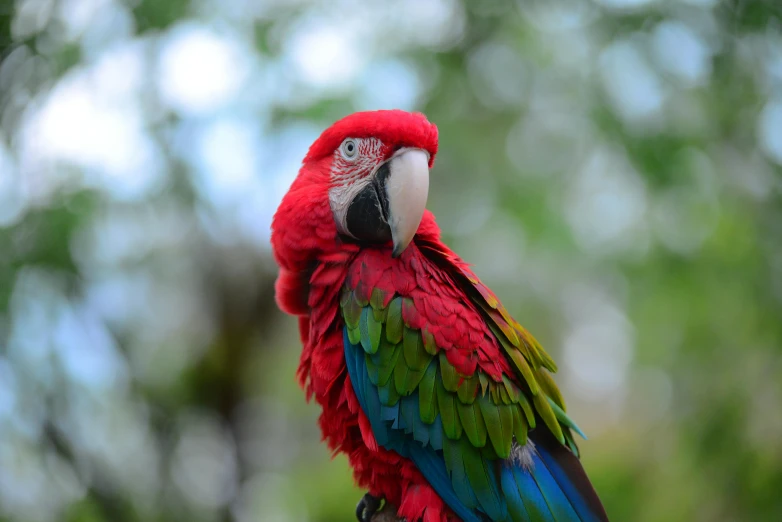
[385,149,430,257]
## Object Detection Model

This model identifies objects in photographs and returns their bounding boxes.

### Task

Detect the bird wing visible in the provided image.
[341,243,609,522]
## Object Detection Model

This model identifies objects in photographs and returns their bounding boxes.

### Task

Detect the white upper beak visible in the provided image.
[386,148,430,257]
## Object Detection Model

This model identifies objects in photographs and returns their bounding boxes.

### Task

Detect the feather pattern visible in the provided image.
[341,239,609,521]
[345,327,607,522]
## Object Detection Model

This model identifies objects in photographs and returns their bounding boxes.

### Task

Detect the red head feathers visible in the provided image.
[272,109,439,280]
[303,110,439,168]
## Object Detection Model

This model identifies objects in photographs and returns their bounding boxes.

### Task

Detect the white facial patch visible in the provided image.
[329,137,384,238]
[329,178,373,238]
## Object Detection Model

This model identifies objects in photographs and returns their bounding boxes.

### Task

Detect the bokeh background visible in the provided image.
[1,0,782,521]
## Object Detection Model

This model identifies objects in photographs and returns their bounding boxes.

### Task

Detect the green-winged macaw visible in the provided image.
[271,110,608,522]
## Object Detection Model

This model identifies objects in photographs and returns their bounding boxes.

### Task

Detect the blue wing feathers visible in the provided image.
[381,404,397,423]
[400,395,417,434]
[345,339,365,410]
[529,452,581,521]
[429,415,444,451]
[343,328,606,522]
[500,464,531,521]
[408,443,482,522]
[535,444,604,522]
[510,464,553,522]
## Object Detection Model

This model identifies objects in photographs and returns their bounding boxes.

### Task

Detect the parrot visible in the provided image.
[271,110,609,522]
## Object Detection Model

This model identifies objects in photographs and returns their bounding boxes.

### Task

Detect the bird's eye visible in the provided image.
[341,139,358,160]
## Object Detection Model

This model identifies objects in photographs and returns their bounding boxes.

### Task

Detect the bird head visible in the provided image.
[277,110,438,259]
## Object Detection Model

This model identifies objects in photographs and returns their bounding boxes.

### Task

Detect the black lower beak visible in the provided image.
[345,163,392,243]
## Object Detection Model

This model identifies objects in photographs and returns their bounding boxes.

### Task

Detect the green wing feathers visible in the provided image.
[341,285,585,463]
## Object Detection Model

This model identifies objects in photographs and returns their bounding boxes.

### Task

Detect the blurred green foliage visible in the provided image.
[1,1,782,521]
